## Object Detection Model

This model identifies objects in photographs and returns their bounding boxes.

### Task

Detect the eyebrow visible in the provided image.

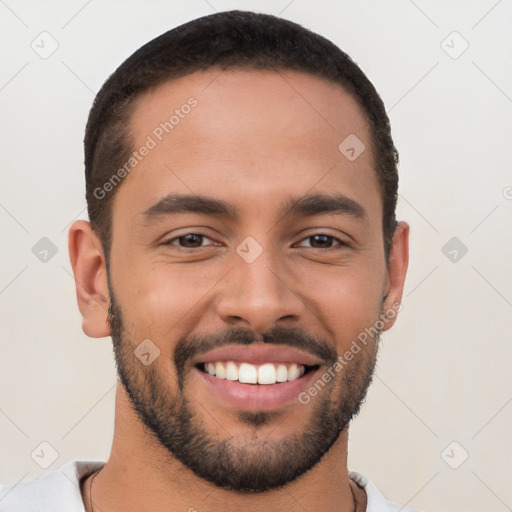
[140,192,367,223]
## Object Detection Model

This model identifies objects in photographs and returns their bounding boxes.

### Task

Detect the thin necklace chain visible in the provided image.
[89,468,359,512]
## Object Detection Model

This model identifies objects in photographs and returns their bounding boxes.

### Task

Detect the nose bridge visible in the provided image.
[216,234,304,330]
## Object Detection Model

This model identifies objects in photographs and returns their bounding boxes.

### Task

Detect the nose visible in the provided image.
[215,243,306,333]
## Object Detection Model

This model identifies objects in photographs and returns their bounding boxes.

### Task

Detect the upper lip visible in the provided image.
[190,343,323,367]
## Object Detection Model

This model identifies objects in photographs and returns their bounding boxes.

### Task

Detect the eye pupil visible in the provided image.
[310,235,332,248]
[179,234,203,247]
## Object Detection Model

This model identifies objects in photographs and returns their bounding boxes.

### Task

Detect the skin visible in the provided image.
[69,68,409,512]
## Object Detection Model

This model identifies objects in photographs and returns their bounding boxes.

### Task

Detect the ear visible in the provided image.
[382,221,409,331]
[68,220,111,338]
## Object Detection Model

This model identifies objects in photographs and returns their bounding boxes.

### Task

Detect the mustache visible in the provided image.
[174,326,338,384]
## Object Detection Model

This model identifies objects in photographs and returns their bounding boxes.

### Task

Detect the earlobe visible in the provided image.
[68,220,111,338]
[382,221,409,331]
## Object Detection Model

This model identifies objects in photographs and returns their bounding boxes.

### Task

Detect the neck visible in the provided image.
[84,385,365,512]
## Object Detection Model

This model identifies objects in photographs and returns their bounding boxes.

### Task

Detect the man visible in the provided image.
[0,10,415,511]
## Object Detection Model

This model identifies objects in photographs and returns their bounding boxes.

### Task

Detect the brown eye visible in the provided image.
[296,234,346,249]
[165,233,214,249]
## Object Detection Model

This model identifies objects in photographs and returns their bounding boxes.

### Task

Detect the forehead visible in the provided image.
[113,68,380,226]
[130,68,372,155]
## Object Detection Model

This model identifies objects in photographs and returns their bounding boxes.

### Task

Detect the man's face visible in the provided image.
[105,69,396,491]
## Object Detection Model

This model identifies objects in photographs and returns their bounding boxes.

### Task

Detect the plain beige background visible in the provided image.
[1,1,511,511]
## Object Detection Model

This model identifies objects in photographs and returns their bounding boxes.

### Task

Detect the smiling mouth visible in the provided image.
[196,361,320,385]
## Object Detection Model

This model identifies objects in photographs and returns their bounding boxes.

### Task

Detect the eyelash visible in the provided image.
[163,232,348,251]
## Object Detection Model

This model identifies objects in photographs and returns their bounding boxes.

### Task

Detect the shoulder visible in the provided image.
[0,460,105,511]
[349,470,424,512]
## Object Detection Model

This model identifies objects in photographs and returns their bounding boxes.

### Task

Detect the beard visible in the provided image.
[107,279,382,493]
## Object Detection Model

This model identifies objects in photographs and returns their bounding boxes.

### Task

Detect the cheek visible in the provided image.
[305,264,384,344]
[117,265,219,350]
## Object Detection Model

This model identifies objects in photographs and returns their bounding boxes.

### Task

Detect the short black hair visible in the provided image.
[84,10,399,263]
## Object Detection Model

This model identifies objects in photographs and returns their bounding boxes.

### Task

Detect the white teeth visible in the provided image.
[202,361,308,384]
[215,362,226,379]
[257,363,276,385]
[225,361,238,381]
[238,363,258,384]
[288,363,301,381]
[276,364,288,382]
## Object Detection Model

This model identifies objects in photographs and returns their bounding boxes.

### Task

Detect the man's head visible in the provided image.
[69,10,408,494]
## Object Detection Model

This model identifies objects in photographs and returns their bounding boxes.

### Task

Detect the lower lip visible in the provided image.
[192,366,320,412]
